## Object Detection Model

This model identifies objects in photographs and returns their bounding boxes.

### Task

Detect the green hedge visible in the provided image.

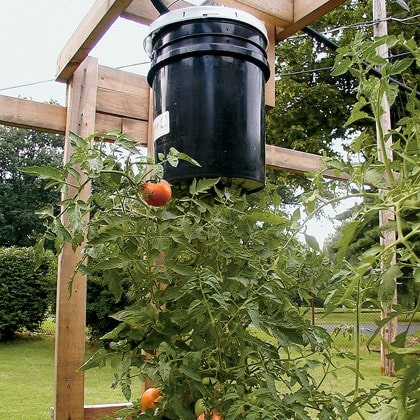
[86,270,133,341]
[0,247,56,340]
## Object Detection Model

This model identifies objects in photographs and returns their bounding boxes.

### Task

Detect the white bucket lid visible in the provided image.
[145,6,268,56]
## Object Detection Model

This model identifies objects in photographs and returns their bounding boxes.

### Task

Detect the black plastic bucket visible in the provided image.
[145,6,270,192]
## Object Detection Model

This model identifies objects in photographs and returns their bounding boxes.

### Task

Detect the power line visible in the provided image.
[0,61,151,93]
[279,66,333,77]
[1,14,417,93]
[116,60,150,70]
[0,78,55,92]
[288,14,420,40]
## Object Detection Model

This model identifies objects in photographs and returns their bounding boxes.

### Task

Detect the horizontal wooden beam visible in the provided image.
[0,95,148,144]
[0,95,66,134]
[98,65,149,97]
[123,0,293,27]
[96,66,150,121]
[95,112,148,144]
[51,403,132,420]
[276,0,347,42]
[218,0,292,28]
[56,0,134,82]
[123,0,292,29]
[123,0,345,44]
[84,403,132,420]
[266,144,349,181]
[0,96,350,180]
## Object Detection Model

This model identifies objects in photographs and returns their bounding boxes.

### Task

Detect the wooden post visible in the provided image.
[373,0,397,377]
[53,56,98,419]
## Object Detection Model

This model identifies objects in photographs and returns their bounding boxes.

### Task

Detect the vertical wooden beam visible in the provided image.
[53,56,98,419]
[265,23,276,109]
[147,87,154,159]
[373,0,397,377]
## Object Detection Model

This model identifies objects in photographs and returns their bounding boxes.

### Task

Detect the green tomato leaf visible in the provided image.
[69,131,87,148]
[179,364,202,381]
[364,167,387,188]
[379,265,402,306]
[387,58,414,76]
[304,232,320,253]
[331,57,352,76]
[18,165,64,182]
[189,178,220,195]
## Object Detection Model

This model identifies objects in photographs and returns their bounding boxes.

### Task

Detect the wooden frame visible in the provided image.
[0,95,348,181]
[0,1,348,418]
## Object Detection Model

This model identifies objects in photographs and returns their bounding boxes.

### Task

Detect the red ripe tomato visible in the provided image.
[141,387,162,411]
[197,409,223,420]
[141,179,172,207]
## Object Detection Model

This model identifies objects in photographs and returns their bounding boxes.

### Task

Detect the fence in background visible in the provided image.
[309,308,419,349]
[38,309,419,350]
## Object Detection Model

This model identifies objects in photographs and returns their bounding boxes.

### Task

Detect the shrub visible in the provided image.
[86,271,133,341]
[0,247,56,340]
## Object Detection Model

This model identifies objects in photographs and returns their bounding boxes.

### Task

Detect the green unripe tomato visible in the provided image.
[201,377,221,392]
[194,399,206,417]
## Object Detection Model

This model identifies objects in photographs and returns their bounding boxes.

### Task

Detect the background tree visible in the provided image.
[325,202,419,310]
[266,1,370,200]
[321,0,419,310]
[266,0,419,201]
[0,125,63,247]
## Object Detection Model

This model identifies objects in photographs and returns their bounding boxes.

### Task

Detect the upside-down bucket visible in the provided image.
[145,6,270,192]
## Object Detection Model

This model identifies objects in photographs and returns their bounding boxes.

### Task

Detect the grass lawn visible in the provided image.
[0,333,399,419]
[0,335,132,420]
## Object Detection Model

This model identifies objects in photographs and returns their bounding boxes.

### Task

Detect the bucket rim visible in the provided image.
[145,6,268,55]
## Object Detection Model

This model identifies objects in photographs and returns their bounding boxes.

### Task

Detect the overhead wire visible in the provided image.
[287,14,420,40]
[0,13,418,94]
[0,79,55,92]
[298,26,419,97]
[278,50,415,77]
[0,61,151,93]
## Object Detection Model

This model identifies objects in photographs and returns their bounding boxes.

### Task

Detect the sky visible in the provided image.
[0,0,151,105]
[0,0,348,247]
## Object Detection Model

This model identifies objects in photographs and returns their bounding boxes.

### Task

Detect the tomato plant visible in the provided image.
[142,179,172,207]
[32,133,345,418]
[32,133,343,418]
[24,28,419,419]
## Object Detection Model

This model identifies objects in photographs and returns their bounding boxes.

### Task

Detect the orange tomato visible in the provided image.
[141,387,162,411]
[141,179,172,207]
[197,409,223,420]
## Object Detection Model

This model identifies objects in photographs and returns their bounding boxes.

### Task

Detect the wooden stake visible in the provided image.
[53,56,98,419]
[373,0,397,377]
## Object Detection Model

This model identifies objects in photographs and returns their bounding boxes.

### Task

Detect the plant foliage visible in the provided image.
[28,132,347,419]
[305,32,419,418]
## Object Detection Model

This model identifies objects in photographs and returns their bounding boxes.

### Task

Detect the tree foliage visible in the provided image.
[266,0,419,199]
[266,1,370,198]
[0,126,63,247]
